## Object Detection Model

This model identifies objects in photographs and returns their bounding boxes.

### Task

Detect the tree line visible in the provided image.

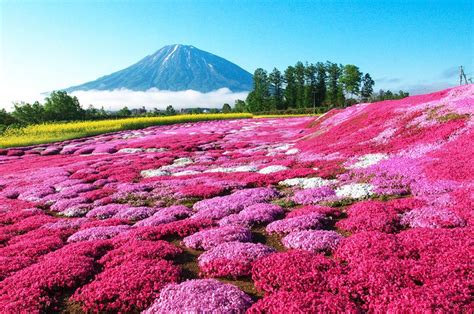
[0,91,238,132]
[235,61,408,113]
[0,91,183,132]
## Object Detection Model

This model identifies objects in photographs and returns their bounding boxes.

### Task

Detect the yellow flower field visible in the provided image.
[0,113,253,148]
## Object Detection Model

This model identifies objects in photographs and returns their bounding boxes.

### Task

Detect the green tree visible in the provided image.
[117,106,132,117]
[98,106,108,118]
[12,101,46,124]
[246,68,270,112]
[360,73,375,101]
[326,62,344,106]
[284,66,297,108]
[269,67,285,110]
[294,62,306,108]
[0,109,18,128]
[85,104,100,120]
[315,62,327,106]
[43,91,84,121]
[222,103,232,113]
[304,63,317,108]
[341,64,362,99]
[165,105,176,115]
[234,99,247,112]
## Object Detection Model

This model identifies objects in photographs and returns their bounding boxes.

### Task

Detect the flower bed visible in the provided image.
[199,242,275,278]
[144,279,253,313]
[0,86,472,312]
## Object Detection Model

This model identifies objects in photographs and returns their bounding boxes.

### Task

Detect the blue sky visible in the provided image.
[1,0,473,109]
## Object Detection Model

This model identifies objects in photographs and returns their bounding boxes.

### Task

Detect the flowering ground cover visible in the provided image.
[0,85,472,312]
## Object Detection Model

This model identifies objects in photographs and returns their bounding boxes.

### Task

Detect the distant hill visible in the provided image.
[65,44,253,93]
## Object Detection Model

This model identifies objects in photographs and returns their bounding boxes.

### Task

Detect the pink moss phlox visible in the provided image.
[282,230,343,252]
[183,225,252,250]
[266,213,324,234]
[199,241,275,277]
[144,279,253,313]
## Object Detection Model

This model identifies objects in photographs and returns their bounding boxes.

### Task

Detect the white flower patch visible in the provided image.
[285,148,300,155]
[279,178,305,187]
[140,169,171,178]
[347,153,388,169]
[274,144,292,151]
[161,158,194,171]
[258,165,289,174]
[279,177,336,189]
[335,183,374,199]
[118,148,144,153]
[145,148,168,153]
[174,158,194,166]
[172,170,202,176]
[372,127,397,144]
[204,165,258,173]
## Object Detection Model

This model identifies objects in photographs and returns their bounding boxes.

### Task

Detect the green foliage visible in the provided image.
[246,68,271,112]
[43,91,85,121]
[304,63,317,108]
[314,62,327,106]
[222,103,232,113]
[294,61,306,108]
[117,106,132,117]
[246,60,376,112]
[340,64,362,97]
[165,105,177,115]
[284,66,297,108]
[0,109,18,126]
[361,73,375,101]
[326,62,344,107]
[12,101,47,124]
[372,89,409,102]
[269,68,285,110]
[234,99,248,113]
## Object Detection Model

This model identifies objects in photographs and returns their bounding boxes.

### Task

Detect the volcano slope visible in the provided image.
[0,85,472,313]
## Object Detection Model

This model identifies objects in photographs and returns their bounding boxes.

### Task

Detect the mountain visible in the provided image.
[64,44,253,93]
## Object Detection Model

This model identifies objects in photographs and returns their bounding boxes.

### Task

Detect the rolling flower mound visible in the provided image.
[336,198,423,233]
[85,203,132,219]
[144,279,253,313]
[67,225,130,242]
[218,203,284,227]
[99,240,182,268]
[282,230,343,253]
[183,225,252,250]
[134,205,192,227]
[198,241,275,278]
[71,259,181,312]
[266,213,324,234]
[247,291,359,313]
[252,250,339,293]
[112,206,158,220]
[0,241,112,312]
[0,86,472,312]
[292,186,336,204]
[400,206,465,228]
[286,205,342,218]
[125,218,215,241]
[192,187,278,220]
[332,228,473,311]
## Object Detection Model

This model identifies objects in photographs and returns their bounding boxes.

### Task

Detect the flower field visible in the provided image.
[0,85,472,313]
[0,113,253,148]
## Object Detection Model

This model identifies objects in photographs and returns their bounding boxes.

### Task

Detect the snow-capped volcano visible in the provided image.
[64,44,253,93]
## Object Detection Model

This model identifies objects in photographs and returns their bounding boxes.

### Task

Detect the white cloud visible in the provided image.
[70,88,249,111]
[0,88,249,111]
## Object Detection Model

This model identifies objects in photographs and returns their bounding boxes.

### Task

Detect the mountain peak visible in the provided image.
[65,45,253,93]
